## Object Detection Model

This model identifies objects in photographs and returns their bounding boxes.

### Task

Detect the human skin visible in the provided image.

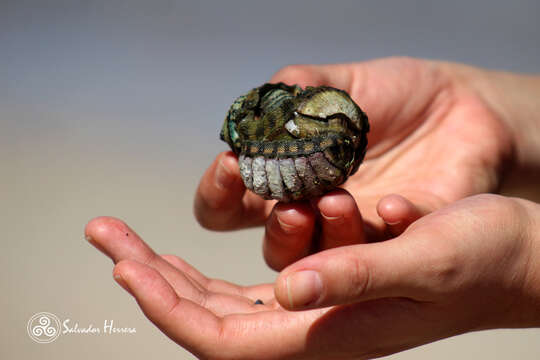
[194,57,540,271]
[87,58,540,358]
[85,194,540,359]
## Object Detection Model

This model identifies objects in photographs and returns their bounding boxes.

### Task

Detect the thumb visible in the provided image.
[274,238,431,310]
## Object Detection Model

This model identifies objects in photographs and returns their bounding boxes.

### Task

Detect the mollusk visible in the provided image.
[220,83,369,202]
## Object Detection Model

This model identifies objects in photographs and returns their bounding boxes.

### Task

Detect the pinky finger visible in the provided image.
[113,259,222,358]
[376,194,424,237]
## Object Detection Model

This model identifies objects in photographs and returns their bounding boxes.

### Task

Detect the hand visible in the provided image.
[86,193,540,359]
[194,57,516,269]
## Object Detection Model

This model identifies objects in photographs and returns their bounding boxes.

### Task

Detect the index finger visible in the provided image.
[193,151,274,230]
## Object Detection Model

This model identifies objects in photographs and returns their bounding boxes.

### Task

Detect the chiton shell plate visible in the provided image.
[220,83,369,202]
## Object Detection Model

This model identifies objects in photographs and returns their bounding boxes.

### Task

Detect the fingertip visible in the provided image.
[113,260,135,295]
[270,64,353,92]
[376,194,420,223]
[113,259,135,279]
[275,240,424,310]
[270,64,318,87]
[377,194,423,236]
[221,150,239,165]
[85,216,132,254]
[274,269,324,311]
[215,151,241,190]
[313,188,357,220]
[273,201,316,234]
[263,202,316,271]
[193,151,247,230]
[312,189,365,248]
[85,216,119,237]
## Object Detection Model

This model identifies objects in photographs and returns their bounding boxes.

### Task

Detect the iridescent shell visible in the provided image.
[220,83,369,202]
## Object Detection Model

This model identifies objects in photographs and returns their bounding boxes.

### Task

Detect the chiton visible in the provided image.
[220,82,369,202]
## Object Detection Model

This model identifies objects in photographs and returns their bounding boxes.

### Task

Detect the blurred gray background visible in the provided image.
[2,0,539,359]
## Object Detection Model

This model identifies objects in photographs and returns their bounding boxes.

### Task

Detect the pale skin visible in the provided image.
[86,57,540,359]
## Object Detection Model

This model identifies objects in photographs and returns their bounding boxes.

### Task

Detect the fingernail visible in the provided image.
[277,215,299,234]
[216,159,234,189]
[384,220,401,226]
[320,212,344,224]
[286,270,323,308]
[113,273,131,294]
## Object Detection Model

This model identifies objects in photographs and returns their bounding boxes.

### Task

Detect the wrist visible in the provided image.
[508,198,540,328]
[471,69,540,170]
[484,71,540,200]
[444,63,540,199]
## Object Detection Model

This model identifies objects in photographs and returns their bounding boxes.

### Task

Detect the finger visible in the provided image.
[376,194,425,237]
[85,216,205,302]
[160,255,208,286]
[311,189,366,250]
[113,260,222,358]
[115,260,442,359]
[263,201,316,271]
[161,254,276,304]
[85,216,155,264]
[274,239,432,310]
[193,151,272,230]
[270,64,354,93]
[271,59,446,158]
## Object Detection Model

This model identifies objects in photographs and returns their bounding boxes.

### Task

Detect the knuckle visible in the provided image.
[421,243,461,293]
[141,251,157,267]
[349,256,370,298]
[334,255,370,301]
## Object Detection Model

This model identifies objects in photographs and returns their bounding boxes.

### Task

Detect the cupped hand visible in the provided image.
[86,194,540,359]
[194,57,515,269]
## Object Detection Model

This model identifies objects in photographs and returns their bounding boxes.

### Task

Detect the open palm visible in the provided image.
[83,217,463,360]
[86,192,535,359]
